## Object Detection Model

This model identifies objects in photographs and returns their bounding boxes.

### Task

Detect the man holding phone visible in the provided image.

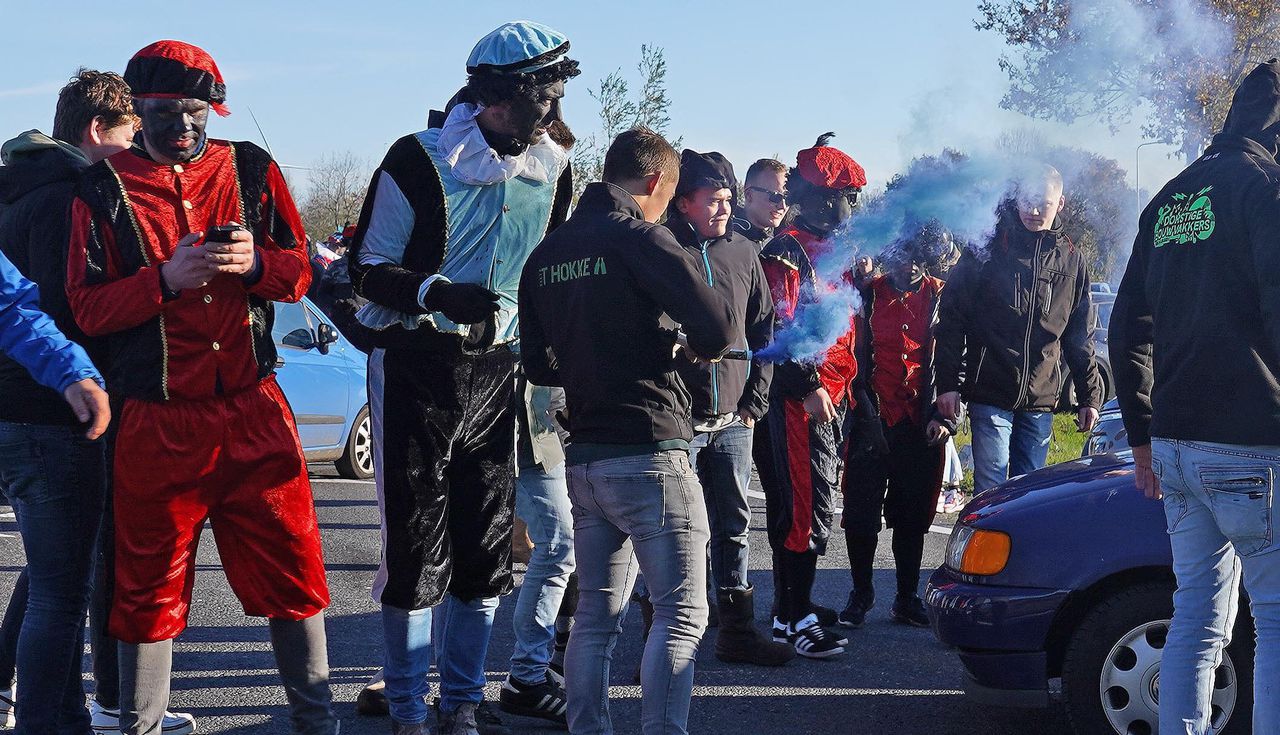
[66,41,337,734]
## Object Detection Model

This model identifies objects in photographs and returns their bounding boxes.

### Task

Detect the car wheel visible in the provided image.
[1061,582,1252,735]
[336,406,373,480]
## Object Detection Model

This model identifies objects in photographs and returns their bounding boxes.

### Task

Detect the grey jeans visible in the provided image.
[564,450,710,735]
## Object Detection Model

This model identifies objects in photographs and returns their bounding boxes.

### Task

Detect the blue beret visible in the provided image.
[467,21,571,75]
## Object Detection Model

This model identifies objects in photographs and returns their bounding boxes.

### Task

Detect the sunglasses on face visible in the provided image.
[747,186,788,205]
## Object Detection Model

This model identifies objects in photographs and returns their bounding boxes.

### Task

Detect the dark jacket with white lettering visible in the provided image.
[518,182,737,450]
[668,215,774,424]
[1113,60,1280,447]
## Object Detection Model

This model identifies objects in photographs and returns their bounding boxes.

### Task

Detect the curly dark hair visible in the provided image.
[464,57,581,106]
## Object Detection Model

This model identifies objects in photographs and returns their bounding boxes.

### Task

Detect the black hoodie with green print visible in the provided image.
[1113,60,1280,447]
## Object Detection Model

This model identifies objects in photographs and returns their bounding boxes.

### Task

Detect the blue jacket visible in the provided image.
[0,249,100,394]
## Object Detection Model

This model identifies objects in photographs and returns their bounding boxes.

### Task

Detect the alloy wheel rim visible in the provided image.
[1098,618,1237,734]
[355,416,373,475]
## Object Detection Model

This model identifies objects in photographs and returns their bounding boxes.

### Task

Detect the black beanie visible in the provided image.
[676,150,737,197]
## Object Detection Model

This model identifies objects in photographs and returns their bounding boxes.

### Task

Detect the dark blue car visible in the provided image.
[926,449,1256,734]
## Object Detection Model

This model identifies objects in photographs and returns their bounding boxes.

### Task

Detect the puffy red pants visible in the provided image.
[110,376,330,643]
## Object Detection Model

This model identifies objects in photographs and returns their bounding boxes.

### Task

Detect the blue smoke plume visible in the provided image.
[760,150,1034,364]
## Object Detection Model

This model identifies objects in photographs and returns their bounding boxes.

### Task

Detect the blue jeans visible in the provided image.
[1151,439,1280,735]
[510,462,574,685]
[381,594,499,724]
[0,422,106,734]
[564,450,710,735]
[969,403,1053,492]
[689,422,754,592]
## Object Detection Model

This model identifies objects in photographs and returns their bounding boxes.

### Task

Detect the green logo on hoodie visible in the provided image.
[1153,186,1216,248]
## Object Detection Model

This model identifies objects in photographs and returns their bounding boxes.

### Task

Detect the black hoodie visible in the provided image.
[0,132,101,425]
[1113,60,1280,447]
[518,182,737,457]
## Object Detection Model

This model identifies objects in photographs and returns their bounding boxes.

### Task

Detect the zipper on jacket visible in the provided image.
[1014,235,1044,410]
[700,241,719,411]
[973,346,988,386]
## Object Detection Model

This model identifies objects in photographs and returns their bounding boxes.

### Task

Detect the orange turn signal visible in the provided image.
[959,529,1012,576]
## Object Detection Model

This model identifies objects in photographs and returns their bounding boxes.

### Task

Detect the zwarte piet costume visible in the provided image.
[754,138,865,657]
[347,21,576,725]
[66,40,336,733]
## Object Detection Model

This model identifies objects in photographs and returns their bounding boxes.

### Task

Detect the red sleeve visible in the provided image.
[247,161,311,303]
[761,259,797,321]
[66,198,167,337]
[818,319,859,399]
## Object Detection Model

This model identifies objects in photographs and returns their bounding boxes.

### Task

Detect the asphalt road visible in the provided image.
[0,465,1075,735]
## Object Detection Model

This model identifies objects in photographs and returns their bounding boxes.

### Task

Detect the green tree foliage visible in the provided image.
[976,1,1280,162]
[571,45,680,200]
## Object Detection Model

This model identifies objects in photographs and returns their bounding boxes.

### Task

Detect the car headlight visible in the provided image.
[945,525,1012,576]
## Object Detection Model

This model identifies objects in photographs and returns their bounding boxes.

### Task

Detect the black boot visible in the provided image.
[714,587,795,666]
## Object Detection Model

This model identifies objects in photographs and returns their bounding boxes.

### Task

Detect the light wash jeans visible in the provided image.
[1151,439,1279,735]
[564,450,710,735]
[381,594,499,724]
[510,461,574,684]
[689,422,754,592]
[969,403,1054,492]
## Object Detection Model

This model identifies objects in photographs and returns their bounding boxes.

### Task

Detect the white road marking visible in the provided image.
[609,684,964,698]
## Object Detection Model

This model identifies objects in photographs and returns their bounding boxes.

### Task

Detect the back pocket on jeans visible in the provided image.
[1199,466,1274,556]
[600,471,668,540]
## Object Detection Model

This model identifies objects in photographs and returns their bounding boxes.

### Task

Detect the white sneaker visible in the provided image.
[90,700,197,734]
[0,686,13,728]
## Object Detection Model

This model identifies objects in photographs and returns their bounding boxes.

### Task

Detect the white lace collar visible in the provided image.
[435,102,567,185]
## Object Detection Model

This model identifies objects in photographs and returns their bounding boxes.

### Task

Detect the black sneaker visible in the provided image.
[838,589,875,629]
[434,699,510,735]
[771,617,790,644]
[891,595,931,628]
[824,624,850,647]
[789,614,844,659]
[499,672,568,726]
[810,603,839,628]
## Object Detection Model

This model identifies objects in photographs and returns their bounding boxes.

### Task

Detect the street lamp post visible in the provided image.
[1135,141,1162,211]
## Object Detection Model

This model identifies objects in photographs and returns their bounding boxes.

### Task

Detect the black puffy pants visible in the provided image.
[842,419,943,599]
[370,338,517,610]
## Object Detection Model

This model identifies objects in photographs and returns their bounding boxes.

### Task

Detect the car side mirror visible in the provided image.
[315,323,339,354]
[282,327,315,350]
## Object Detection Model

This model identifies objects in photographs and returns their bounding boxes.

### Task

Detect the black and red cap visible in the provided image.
[124,40,230,117]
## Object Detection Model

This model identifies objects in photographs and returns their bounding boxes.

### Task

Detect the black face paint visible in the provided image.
[505,80,566,145]
[797,187,855,236]
[137,98,209,163]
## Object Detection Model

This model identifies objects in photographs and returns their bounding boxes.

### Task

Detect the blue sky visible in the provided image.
[0,0,1184,195]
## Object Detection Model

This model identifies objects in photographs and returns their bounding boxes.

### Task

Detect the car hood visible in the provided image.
[962,452,1137,525]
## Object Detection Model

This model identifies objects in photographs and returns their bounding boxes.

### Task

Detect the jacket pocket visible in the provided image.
[1036,269,1074,334]
[1199,466,1274,556]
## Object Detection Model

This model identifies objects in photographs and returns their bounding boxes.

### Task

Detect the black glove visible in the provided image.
[422,281,500,324]
[850,416,890,457]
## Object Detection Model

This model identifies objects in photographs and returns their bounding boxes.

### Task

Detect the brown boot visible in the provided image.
[714,586,795,666]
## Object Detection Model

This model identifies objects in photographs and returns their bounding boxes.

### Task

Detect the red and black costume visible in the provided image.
[843,272,949,608]
[66,52,328,646]
[755,236,858,631]
[756,226,857,562]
